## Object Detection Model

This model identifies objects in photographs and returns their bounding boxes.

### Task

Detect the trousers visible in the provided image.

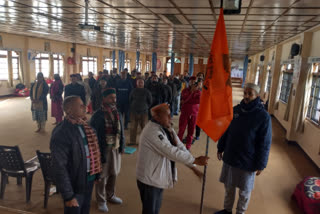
[64,180,94,214]
[137,180,163,214]
[130,113,148,144]
[178,111,197,149]
[224,184,252,214]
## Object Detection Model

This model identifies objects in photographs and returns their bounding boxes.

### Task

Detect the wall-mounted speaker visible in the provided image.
[260,55,265,62]
[290,43,300,58]
[248,59,251,63]
[71,48,75,53]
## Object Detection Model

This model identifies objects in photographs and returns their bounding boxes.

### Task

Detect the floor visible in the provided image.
[0,81,319,214]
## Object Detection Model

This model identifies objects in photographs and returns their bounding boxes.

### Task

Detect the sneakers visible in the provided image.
[98,202,109,213]
[215,209,232,214]
[195,136,200,140]
[108,195,123,204]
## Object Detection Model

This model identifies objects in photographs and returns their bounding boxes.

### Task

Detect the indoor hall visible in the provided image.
[0,0,320,214]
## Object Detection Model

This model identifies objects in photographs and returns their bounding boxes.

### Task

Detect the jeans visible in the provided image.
[64,180,94,214]
[118,104,129,129]
[137,180,163,214]
[174,92,181,114]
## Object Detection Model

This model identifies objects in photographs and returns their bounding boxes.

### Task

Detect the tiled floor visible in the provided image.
[0,82,318,214]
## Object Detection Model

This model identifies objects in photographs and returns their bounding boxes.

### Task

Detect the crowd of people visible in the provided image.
[29,68,272,214]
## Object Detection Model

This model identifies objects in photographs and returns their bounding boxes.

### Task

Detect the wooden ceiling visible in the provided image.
[0,0,319,59]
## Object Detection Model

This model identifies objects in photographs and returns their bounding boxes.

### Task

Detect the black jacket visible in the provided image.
[173,78,182,93]
[88,77,97,91]
[50,120,96,201]
[64,83,86,105]
[146,82,165,107]
[162,84,173,104]
[90,109,125,163]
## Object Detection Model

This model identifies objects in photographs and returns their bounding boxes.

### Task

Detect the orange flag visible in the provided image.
[196,8,233,142]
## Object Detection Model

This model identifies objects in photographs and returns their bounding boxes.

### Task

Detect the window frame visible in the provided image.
[0,50,8,81]
[265,65,272,93]
[279,64,294,104]
[307,63,320,125]
[53,54,64,77]
[35,53,50,78]
[81,56,97,76]
[11,51,20,80]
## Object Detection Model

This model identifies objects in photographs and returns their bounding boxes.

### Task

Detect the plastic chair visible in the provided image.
[0,145,40,202]
[36,150,56,208]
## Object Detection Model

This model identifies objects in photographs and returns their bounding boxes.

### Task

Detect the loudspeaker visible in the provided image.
[71,48,75,53]
[248,59,251,63]
[290,43,300,58]
[260,55,265,62]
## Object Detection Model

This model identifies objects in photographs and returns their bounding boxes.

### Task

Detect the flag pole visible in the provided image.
[200,135,210,214]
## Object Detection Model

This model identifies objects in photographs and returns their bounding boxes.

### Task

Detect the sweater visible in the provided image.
[129,88,153,114]
[217,97,272,172]
[64,83,86,105]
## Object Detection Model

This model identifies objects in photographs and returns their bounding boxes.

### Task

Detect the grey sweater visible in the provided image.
[129,88,152,114]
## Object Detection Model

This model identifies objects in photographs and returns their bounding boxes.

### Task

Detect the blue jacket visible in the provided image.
[116,79,133,105]
[217,97,272,172]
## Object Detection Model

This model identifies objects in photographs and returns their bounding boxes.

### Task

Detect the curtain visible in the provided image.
[274,70,283,110]
[283,84,293,121]
[136,51,140,71]
[170,52,175,75]
[295,65,313,132]
[112,50,116,70]
[152,52,157,72]
[188,53,194,76]
[118,50,125,72]
[242,55,248,87]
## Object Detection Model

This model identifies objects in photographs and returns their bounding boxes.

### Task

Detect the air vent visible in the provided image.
[163,14,182,25]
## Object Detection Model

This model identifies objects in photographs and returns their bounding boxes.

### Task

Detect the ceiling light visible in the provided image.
[221,0,242,15]
[28,30,50,35]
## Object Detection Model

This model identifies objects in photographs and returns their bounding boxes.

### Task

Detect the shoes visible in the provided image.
[174,113,179,116]
[192,139,196,145]
[215,209,232,214]
[195,136,200,140]
[98,202,109,212]
[108,195,123,204]
[182,138,186,144]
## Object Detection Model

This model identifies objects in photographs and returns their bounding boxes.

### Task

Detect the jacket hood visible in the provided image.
[239,97,264,113]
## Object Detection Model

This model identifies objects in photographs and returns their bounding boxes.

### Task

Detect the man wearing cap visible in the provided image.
[65,74,86,105]
[136,103,209,214]
[178,76,201,150]
[90,88,125,213]
[146,74,166,119]
[215,83,272,214]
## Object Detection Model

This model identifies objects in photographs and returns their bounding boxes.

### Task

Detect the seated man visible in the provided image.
[50,96,102,214]
[136,103,209,214]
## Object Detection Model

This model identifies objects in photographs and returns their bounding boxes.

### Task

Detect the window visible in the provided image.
[12,51,20,80]
[53,54,64,76]
[279,71,293,103]
[0,50,8,80]
[104,58,112,71]
[35,53,50,78]
[265,65,272,93]
[136,61,142,72]
[124,59,130,71]
[82,56,97,76]
[255,66,261,85]
[307,63,320,123]
[146,61,150,72]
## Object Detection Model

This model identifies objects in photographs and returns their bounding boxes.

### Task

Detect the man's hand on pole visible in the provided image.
[193,156,210,166]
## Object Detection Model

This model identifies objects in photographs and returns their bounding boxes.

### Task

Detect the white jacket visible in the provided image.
[136,121,195,189]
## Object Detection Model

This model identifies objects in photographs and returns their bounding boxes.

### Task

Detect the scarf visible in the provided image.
[65,115,102,176]
[102,103,121,149]
[31,81,44,111]
[240,97,262,113]
[152,119,177,182]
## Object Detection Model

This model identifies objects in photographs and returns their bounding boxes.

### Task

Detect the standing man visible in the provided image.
[50,96,102,214]
[65,74,86,105]
[88,72,97,92]
[136,103,209,214]
[178,76,201,150]
[91,88,125,213]
[116,71,133,129]
[173,74,182,116]
[129,78,152,145]
[146,75,165,119]
[162,77,173,105]
[108,68,120,88]
[215,83,272,214]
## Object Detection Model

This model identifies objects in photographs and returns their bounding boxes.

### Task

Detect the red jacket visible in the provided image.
[181,87,201,115]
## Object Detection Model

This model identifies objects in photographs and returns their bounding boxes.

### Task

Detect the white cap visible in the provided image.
[244,83,260,94]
